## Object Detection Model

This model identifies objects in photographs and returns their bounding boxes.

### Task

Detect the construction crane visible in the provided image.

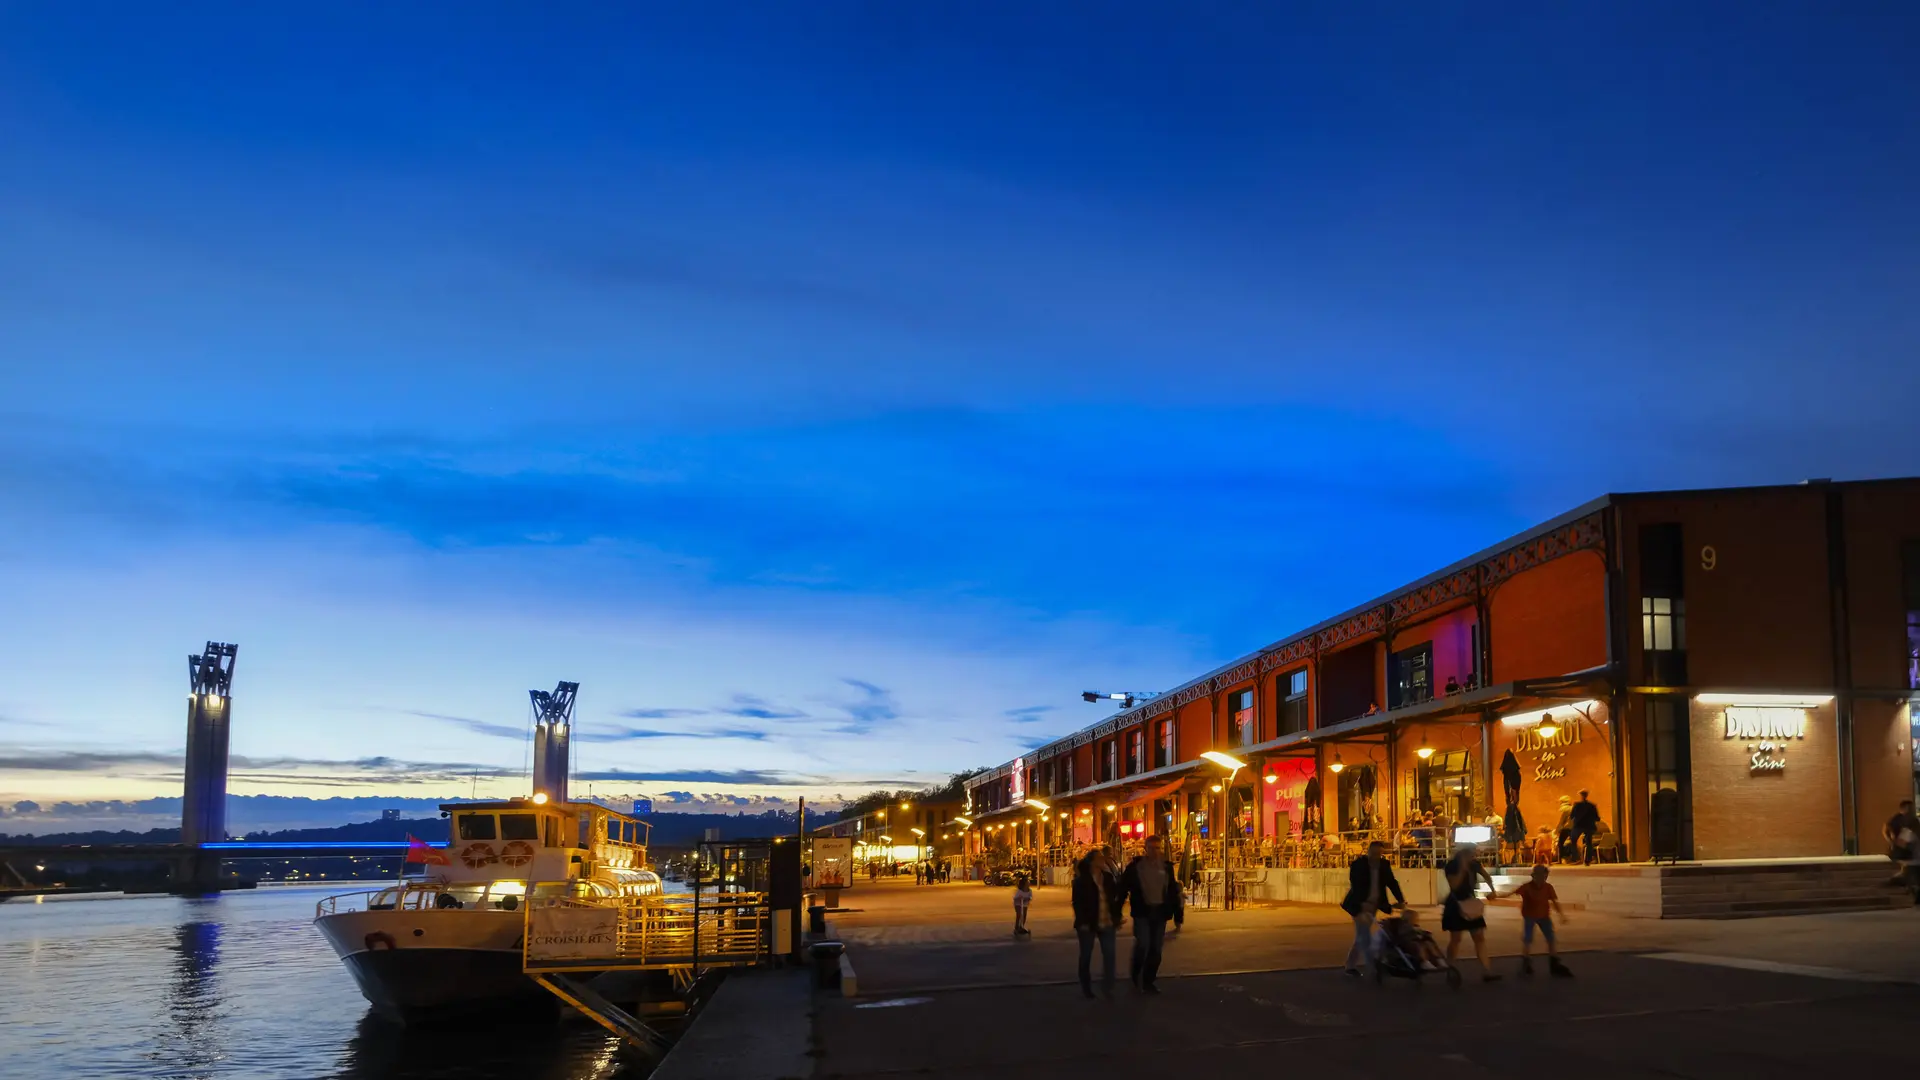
[530,681,578,804]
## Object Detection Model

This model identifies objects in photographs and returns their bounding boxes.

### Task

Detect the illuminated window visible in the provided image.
[1154,718,1175,769]
[1642,596,1686,651]
[1125,728,1145,775]
[1101,740,1117,783]
[1388,644,1432,709]
[1228,689,1255,747]
[1639,523,1688,685]
[1903,540,1920,690]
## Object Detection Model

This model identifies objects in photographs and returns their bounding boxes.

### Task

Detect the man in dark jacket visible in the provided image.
[1119,834,1184,993]
[1340,840,1405,975]
[1569,790,1602,865]
[1071,847,1125,998]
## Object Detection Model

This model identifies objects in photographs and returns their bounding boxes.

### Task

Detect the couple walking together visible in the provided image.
[1071,834,1184,998]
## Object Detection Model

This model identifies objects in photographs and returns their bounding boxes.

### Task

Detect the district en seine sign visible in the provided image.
[1723,706,1807,773]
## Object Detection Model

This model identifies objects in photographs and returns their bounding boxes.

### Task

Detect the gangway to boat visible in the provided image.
[529,973,674,1060]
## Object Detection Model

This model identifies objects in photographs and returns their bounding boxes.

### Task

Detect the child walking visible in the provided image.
[1514,864,1572,977]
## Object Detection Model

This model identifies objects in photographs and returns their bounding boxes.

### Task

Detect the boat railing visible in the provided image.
[316,884,445,917]
[520,886,771,972]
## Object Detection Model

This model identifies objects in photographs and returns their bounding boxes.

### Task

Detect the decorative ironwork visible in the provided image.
[1259,637,1316,672]
[1389,568,1477,624]
[1211,660,1259,692]
[1317,607,1386,651]
[1479,511,1605,588]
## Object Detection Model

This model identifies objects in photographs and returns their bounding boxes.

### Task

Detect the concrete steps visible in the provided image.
[1657,860,1908,918]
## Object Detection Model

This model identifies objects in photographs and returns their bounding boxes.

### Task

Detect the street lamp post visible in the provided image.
[1201,751,1248,911]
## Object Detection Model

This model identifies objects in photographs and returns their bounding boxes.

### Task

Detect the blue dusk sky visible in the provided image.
[2,5,1916,829]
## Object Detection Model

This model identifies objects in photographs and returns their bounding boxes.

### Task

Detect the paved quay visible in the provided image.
[802,876,1920,1079]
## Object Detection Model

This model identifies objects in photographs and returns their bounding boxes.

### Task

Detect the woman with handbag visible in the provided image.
[1441,842,1501,982]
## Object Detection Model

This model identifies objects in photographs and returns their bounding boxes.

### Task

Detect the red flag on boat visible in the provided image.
[406,834,450,865]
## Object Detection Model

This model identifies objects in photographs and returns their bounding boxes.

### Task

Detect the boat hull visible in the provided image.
[316,909,552,1024]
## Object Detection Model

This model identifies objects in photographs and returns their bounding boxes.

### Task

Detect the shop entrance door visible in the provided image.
[1646,698,1693,860]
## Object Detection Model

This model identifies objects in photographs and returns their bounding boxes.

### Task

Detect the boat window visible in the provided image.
[544,815,562,848]
[457,814,497,841]
[500,813,539,841]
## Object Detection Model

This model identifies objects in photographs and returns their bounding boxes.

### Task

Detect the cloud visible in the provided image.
[575,726,769,743]
[403,710,525,741]
[0,749,181,772]
[716,694,808,721]
[0,747,514,786]
[831,679,899,735]
[1004,705,1055,723]
[570,768,815,786]
[619,707,707,720]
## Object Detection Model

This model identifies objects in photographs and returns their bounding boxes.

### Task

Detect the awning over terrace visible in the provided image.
[1113,776,1188,808]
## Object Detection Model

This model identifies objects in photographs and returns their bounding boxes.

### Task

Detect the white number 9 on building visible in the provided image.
[1701,545,1717,571]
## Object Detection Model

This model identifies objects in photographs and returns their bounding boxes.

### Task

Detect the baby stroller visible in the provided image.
[1371,913,1462,988]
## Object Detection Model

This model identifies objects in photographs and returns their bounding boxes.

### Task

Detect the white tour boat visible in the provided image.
[314,795,661,1022]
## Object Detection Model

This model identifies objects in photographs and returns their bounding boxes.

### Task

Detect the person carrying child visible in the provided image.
[1012,873,1033,936]
[1513,863,1572,977]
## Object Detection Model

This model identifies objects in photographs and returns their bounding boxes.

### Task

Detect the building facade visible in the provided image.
[815,798,968,870]
[964,479,1920,867]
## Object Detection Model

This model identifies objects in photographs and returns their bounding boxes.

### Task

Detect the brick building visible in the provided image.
[963,478,1920,871]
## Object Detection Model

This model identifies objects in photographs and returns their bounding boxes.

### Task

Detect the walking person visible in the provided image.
[1442,842,1501,982]
[1119,834,1184,993]
[1554,795,1575,863]
[1072,847,1124,998]
[1569,790,1601,865]
[1885,799,1920,895]
[1012,873,1033,935]
[1340,840,1405,977]
[1513,864,1572,977]
[914,861,924,886]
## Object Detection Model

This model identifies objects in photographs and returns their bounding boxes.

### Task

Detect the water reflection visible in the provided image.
[159,914,228,1077]
[334,1012,633,1080]
[0,888,648,1079]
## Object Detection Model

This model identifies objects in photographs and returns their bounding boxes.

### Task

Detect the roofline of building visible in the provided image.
[967,475,1919,792]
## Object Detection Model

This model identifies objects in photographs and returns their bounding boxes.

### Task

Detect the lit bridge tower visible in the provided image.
[178,641,237,892]
[530,681,577,804]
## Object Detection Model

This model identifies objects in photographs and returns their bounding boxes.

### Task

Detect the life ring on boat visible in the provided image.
[498,840,536,867]
[459,842,498,869]
[363,931,397,952]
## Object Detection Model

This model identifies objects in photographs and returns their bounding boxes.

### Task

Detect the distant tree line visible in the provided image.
[834,767,988,819]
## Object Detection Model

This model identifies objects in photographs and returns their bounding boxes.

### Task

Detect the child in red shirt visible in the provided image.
[1514,863,1572,977]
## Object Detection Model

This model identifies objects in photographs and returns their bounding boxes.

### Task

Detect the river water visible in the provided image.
[0,884,640,1079]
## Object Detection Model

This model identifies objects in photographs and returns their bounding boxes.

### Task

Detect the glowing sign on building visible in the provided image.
[1010,757,1026,803]
[1721,705,1808,773]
